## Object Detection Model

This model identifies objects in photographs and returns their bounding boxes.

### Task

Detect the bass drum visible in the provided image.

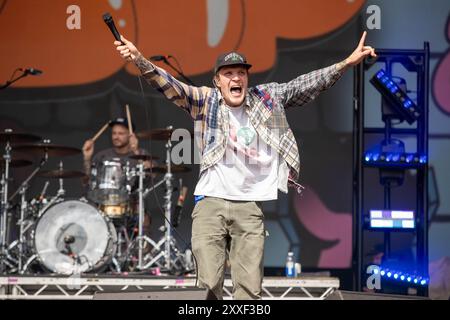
[33,199,117,275]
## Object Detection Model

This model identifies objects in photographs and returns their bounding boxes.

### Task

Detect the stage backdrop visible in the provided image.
[1,0,449,276]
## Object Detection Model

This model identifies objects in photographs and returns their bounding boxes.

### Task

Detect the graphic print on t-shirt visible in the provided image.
[225,107,273,171]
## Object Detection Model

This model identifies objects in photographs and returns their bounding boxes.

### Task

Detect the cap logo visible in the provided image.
[224,52,244,63]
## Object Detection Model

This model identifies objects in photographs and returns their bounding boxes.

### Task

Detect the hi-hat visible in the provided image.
[12,143,81,157]
[146,164,191,174]
[128,154,159,161]
[0,130,41,144]
[38,170,87,179]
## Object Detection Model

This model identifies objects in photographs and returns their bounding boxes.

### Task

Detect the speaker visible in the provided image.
[93,288,207,300]
[326,290,429,300]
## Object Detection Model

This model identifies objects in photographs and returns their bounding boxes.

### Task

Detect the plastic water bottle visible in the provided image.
[285,251,295,277]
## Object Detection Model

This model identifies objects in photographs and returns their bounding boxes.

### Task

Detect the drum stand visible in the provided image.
[0,140,13,273]
[7,155,48,272]
[136,137,189,273]
[135,162,160,270]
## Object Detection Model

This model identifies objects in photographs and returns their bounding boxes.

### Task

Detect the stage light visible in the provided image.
[364,139,426,169]
[378,266,428,287]
[364,151,426,168]
[370,69,420,124]
[369,210,415,230]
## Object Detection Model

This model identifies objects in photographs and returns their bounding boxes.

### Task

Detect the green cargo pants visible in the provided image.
[191,196,265,300]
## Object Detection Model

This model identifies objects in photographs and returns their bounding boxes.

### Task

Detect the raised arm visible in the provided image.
[114,36,210,119]
[270,31,376,109]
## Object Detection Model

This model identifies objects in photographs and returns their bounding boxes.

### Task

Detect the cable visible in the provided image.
[136,74,198,284]
[167,56,184,75]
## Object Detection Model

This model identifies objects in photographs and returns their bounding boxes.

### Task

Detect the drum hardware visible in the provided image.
[1,126,194,275]
[136,127,175,141]
[0,158,32,168]
[11,141,82,158]
[87,158,131,219]
[135,127,190,274]
[38,169,87,179]
[1,129,41,273]
[22,199,117,275]
[4,139,81,272]
[128,154,159,161]
[9,155,49,272]
[145,164,191,174]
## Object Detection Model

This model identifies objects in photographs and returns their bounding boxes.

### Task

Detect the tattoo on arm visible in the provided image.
[336,59,349,72]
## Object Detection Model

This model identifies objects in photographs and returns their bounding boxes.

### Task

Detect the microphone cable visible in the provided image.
[136,73,198,283]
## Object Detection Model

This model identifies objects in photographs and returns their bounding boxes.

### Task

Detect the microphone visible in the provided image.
[149,55,170,62]
[64,235,75,244]
[102,12,124,44]
[22,68,43,76]
[172,186,188,228]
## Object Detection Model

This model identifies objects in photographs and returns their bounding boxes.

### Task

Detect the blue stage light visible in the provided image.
[364,151,426,168]
[380,270,386,276]
[371,69,420,124]
[420,279,427,285]
[407,277,412,282]
[394,274,399,279]
[400,275,405,281]
[387,272,392,278]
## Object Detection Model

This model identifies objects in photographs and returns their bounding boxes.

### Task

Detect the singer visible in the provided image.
[114,32,375,300]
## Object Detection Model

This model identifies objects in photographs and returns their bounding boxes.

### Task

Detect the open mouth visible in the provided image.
[230,85,242,96]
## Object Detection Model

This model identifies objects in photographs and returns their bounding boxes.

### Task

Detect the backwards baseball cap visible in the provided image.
[109,117,136,131]
[214,52,252,74]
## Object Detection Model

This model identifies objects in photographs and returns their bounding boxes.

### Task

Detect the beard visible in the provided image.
[112,140,128,148]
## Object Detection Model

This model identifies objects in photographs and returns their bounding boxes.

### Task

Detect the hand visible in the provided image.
[345,31,377,67]
[82,139,94,161]
[115,35,141,62]
[129,133,139,154]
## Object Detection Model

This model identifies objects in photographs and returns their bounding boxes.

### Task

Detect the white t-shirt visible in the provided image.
[194,104,287,201]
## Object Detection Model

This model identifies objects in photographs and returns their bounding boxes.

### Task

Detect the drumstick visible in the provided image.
[92,121,110,142]
[125,104,133,135]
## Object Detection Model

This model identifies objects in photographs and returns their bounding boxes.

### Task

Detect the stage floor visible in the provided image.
[0,274,340,300]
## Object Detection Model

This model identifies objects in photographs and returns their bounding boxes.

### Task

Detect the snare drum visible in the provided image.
[88,159,130,217]
[33,199,117,275]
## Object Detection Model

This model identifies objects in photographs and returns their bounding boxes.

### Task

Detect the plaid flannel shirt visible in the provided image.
[134,54,344,192]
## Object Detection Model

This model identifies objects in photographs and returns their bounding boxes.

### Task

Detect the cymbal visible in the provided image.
[146,164,191,174]
[38,170,87,179]
[0,131,41,144]
[0,159,33,168]
[12,143,81,157]
[136,128,174,140]
[129,154,159,161]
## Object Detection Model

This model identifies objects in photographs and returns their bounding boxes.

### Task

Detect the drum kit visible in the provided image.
[0,126,193,276]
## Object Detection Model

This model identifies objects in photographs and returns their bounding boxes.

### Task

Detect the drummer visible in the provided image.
[82,117,151,171]
[82,117,154,238]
